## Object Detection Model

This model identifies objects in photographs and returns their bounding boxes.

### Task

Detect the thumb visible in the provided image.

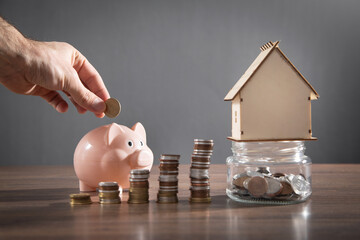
[63,70,106,114]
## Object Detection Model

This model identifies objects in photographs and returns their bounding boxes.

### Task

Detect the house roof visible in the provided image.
[224,41,319,101]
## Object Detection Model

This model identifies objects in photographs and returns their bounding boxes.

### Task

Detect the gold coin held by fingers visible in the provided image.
[105,98,121,118]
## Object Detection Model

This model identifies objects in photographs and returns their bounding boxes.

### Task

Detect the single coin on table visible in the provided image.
[104,98,121,118]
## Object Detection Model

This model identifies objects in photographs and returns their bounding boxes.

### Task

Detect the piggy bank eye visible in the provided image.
[140,141,144,147]
[127,140,133,147]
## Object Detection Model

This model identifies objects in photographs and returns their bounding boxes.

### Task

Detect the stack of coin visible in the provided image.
[157,154,180,203]
[69,193,92,205]
[189,139,214,203]
[128,169,150,204]
[98,182,121,204]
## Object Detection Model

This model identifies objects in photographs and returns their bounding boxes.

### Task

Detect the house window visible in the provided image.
[235,111,237,123]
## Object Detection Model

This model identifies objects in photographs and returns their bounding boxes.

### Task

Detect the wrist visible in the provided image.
[0,20,32,83]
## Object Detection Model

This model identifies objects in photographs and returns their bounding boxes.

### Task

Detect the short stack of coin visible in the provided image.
[69,193,92,205]
[189,139,214,203]
[128,169,150,204]
[98,182,121,204]
[157,154,180,203]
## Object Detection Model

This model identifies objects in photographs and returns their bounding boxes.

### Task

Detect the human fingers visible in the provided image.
[40,89,68,113]
[95,112,105,118]
[62,68,106,114]
[63,91,87,114]
[72,51,110,101]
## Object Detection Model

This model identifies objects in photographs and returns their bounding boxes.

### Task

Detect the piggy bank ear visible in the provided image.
[106,123,125,145]
[131,122,146,143]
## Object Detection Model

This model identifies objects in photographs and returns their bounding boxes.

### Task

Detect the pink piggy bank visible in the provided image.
[74,122,153,191]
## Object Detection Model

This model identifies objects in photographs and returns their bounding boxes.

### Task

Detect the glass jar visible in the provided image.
[226,141,312,205]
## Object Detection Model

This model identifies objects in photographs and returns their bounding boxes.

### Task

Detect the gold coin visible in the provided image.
[100,198,121,204]
[69,193,91,199]
[98,192,120,198]
[157,192,177,197]
[70,198,92,205]
[104,98,121,118]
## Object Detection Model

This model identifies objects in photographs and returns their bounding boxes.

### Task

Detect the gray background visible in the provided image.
[0,0,359,165]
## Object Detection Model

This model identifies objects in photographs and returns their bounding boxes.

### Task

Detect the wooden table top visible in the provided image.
[0,164,359,240]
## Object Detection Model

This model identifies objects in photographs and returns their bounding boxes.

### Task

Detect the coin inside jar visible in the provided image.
[233,173,250,189]
[247,176,268,198]
[279,181,294,195]
[265,178,283,197]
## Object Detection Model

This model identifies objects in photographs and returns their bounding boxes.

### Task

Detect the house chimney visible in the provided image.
[260,41,274,51]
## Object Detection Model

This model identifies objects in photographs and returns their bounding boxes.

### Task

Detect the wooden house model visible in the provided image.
[224,41,319,142]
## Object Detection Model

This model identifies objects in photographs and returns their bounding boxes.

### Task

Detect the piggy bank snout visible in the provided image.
[134,150,153,167]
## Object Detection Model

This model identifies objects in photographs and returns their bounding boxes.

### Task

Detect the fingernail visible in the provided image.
[93,98,106,113]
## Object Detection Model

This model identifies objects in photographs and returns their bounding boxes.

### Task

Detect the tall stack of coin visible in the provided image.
[98,182,121,204]
[190,139,214,203]
[157,154,180,203]
[128,169,150,204]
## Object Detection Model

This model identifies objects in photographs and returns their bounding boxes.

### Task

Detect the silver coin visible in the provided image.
[191,154,211,159]
[160,155,181,160]
[190,174,209,179]
[246,170,264,177]
[191,161,211,165]
[286,174,295,182]
[160,170,179,174]
[158,189,178,192]
[277,176,288,183]
[99,182,118,187]
[192,152,212,156]
[190,168,209,173]
[290,175,311,196]
[191,179,210,184]
[130,169,150,174]
[158,176,178,182]
[130,174,150,179]
[191,164,210,168]
[190,169,209,174]
[265,178,283,197]
[233,188,249,196]
[193,149,213,153]
[232,172,249,181]
[190,186,210,191]
[242,178,252,189]
[190,169,209,178]
[129,179,149,182]
[98,189,120,193]
[159,186,178,189]
[159,162,179,165]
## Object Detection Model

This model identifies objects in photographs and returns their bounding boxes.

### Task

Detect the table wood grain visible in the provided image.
[0,164,359,240]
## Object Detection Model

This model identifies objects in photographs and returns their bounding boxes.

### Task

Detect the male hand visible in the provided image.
[0,17,110,118]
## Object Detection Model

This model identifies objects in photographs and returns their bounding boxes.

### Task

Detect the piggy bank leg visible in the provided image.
[79,180,96,192]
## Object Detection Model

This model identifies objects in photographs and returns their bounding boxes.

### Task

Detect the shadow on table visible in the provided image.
[0,188,78,202]
[179,194,286,209]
